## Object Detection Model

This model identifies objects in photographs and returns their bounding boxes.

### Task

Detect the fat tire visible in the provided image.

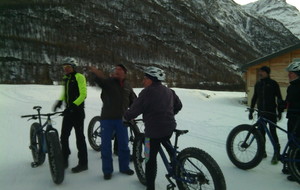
[226,124,265,170]
[129,123,141,142]
[46,131,64,184]
[127,122,141,147]
[288,146,300,184]
[176,147,226,190]
[87,116,102,151]
[30,123,45,165]
[132,134,149,186]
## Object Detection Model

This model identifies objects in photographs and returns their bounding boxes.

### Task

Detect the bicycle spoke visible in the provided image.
[233,132,258,163]
[180,158,214,189]
[227,124,264,170]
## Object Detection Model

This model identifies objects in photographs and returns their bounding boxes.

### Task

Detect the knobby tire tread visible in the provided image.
[46,131,64,184]
[176,147,226,190]
[30,123,45,165]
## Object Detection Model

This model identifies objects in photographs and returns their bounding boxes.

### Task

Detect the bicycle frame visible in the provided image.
[247,114,300,164]
[21,106,65,184]
[22,107,62,154]
[157,132,199,186]
[34,115,60,153]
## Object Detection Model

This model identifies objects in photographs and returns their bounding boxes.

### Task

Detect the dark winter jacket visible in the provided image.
[124,82,182,138]
[60,71,87,109]
[286,78,300,118]
[95,77,136,120]
[250,77,282,114]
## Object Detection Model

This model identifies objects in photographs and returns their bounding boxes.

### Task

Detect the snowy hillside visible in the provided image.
[0,84,299,190]
[244,0,300,39]
[1,0,299,89]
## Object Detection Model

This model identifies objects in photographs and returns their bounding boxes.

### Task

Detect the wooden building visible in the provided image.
[242,43,300,105]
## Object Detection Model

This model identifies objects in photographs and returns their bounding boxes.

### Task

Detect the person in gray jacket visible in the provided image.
[124,66,182,190]
[89,64,136,180]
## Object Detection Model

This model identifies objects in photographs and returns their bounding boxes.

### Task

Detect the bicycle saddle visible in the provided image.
[33,106,42,110]
[174,129,189,135]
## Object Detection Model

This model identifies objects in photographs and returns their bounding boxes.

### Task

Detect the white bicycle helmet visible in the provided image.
[62,57,78,67]
[286,58,300,72]
[144,66,166,81]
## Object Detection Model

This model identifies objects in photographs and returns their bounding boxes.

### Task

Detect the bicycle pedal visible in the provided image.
[166,174,176,190]
[31,162,38,168]
[167,184,175,190]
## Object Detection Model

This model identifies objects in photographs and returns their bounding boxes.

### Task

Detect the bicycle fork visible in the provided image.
[241,127,258,149]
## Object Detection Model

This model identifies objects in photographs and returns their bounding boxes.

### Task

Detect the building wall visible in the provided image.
[246,48,300,105]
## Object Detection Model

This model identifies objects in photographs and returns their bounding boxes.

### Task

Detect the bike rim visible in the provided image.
[178,157,215,189]
[91,124,101,148]
[232,131,259,163]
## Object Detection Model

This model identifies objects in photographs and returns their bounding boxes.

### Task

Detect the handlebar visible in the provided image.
[123,119,143,126]
[246,108,277,116]
[21,114,36,118]
[21,105,64,120]
[21,112,64,119]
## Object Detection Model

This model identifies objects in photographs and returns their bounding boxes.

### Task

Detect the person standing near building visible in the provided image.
[249,66,283,164]
[89,64,135,180]
[124,66,183,190]
[53,57,88,173]
[279,58,300,181]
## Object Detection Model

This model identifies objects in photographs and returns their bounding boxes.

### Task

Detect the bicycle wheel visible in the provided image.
[87,116,101,151]
[29,123,45,166]
[176,147,226,190]
[46,131,64,184]
[288,146,300,184]
[132,134,148,186]
[226,124,265,170]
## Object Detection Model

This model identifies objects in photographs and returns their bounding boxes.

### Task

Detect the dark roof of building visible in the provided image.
[241,43,300,71]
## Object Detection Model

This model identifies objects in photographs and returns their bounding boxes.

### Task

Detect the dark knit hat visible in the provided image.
[116,64,127,74]
[260,66,271,75]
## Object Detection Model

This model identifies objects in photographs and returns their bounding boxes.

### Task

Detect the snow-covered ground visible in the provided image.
[0,85,299,190]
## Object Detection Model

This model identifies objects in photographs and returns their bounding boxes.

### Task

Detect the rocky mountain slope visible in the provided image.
[244,0,300,39]
[0,0,299,89]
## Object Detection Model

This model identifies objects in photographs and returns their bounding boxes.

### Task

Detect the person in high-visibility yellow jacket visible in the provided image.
[53,57,88,173]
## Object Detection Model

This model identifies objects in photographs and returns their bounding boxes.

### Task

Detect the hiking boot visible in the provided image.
[287,175,296,182]
[121,169,134,175]
[71,165,88,173]
[104,173,112,180]
[271,154,279,165]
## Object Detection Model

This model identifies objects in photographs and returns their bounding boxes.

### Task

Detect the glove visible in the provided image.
[248,109,254,120]
[277,99,286,112]
[277,112,282,121]
[53,100,63,112]
[63,103,77,115]
[123,118,135,127]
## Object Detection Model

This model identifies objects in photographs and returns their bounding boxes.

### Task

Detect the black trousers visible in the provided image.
[284,117,300,169]
[259,114,280,151]
[60,109,88,166]
[288,116,300,140]
[146,135,173,190]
